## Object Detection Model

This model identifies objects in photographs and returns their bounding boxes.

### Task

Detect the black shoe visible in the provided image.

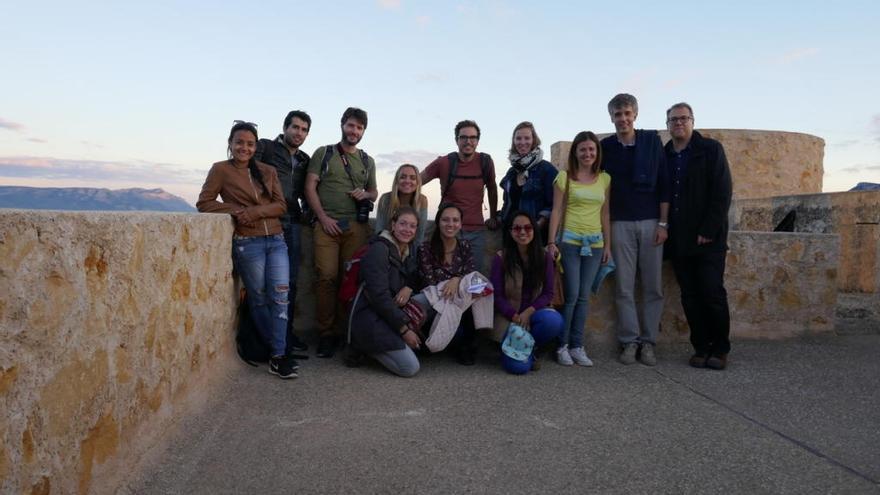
[316,336,338,358]
[706,353,728,370]
[455,347,476,366]
[689,353,709,368]
[287,333,309,353]
[269,355,298,379]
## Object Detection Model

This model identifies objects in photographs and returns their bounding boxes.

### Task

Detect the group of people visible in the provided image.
[196,93,733,380]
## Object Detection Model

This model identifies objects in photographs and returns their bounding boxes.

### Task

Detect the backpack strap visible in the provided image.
[319,145,335,180]
[444,152,489,196]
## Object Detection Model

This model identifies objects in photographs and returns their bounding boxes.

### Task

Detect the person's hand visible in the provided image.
[401,328,420,349]
[547,242,559,259]
[349,188,369,202]
[518,307,536,329]
[232,209,256,228]
[485,217,500,230]
[441,277,461,300]
[394,287,413,307]
[654,226,668,245]
[602,245,612,264]
[697,235,712,245]
[318,214,342,236]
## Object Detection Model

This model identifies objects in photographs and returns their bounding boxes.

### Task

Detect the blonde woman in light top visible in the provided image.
[374,163,428,245]
[547,131,612,367]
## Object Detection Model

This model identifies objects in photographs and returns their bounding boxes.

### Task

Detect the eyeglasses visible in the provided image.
[666,116,692,124]
[457,135,479,142]
[233,120,258,127]
[510,225,533,233]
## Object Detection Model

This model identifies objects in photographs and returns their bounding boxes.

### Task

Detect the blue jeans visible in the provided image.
[232,234,290,357]
[461,228,488,275]
[282,222,301,338]
[501,308,564,374]
[559,243,603,349]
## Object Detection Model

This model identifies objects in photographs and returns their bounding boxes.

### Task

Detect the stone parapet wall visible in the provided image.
[578,231,837,341]
[550,129,825,200]
[0,211,238,494]
[0,213,840,493]
[730,191,880,333]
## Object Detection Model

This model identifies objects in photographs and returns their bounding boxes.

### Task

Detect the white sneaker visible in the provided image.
[568,346,594,367]
[556,346,573,366]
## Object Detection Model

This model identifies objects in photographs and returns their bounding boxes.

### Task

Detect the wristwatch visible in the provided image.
[657,222,668,229]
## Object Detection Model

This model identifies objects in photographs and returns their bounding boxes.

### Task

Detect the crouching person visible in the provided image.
[490,211,563,374]
[349,207,426,377]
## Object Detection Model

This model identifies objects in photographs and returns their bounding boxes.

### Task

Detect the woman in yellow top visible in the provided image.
[547,131,612,367]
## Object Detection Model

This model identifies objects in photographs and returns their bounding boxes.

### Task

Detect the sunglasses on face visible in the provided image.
[511,225,533,233]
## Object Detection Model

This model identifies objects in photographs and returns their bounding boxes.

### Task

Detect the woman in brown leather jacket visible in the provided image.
[196,121,297,379]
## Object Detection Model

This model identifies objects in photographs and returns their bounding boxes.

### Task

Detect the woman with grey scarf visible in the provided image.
[499,122,559,245]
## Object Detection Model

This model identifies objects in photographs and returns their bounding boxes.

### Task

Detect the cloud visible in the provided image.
[377,0,401,9]
[840,166,861,173]
[866,164,880,171]
[872,114,880,143]
[774,47,819,65]
[0,156,204,185]
[374,150,440,172]
[415,15,430,26]
[0,118,25,132]
[26,137,48,143]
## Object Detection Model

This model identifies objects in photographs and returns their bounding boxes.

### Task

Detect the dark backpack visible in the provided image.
[235,288,307,365]
[442,152,491,197]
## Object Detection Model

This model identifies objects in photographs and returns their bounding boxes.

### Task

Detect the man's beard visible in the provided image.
[341,131,361,147]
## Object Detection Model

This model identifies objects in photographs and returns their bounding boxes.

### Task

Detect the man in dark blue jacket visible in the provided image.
[255,110,312,354]
[601,93,670,366]
[664,102,733,370]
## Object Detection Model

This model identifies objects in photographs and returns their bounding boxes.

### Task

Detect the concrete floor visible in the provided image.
[123,335,880,494]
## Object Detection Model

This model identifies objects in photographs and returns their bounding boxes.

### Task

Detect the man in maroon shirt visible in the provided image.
[421,120,499,273]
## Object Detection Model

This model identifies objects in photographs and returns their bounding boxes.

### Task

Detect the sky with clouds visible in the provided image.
[1,0,878,209]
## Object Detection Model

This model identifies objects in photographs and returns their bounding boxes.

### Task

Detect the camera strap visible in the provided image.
[336,144,362,190]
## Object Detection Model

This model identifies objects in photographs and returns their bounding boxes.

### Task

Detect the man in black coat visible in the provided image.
[254,110,312,354]
[664,102,733,370]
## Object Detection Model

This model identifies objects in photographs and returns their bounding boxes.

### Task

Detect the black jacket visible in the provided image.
[255,135,310,223]
[350,235,419,354]
[664,130,732,257]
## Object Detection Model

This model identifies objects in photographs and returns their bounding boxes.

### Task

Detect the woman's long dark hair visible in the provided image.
[227,121,268,196]
[430,202,463,261]
[503,211,545,293]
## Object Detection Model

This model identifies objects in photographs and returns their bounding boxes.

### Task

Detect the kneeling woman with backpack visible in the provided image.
[490,211,563,374]
[348,207,428,377]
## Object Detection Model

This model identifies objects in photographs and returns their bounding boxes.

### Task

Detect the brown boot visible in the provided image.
[706,353,728,370]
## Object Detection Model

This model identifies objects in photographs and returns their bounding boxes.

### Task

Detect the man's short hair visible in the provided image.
[454,120,481,139]
[341,107,368,128]
[666,102,694,119]
[283,110,311,131]
[607,93,639,115]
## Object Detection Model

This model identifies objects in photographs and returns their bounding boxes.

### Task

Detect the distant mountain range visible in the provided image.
[0,186,195,212]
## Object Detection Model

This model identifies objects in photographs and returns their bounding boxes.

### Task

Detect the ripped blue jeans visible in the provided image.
[232,233,289,357]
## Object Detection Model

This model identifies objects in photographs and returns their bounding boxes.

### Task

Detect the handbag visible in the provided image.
[550,172,571,309]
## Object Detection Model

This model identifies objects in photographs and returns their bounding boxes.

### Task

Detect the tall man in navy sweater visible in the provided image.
[600,93,670,366]
[664,102,733,370]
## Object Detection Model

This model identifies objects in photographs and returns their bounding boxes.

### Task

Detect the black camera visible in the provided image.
[355,199,374,224]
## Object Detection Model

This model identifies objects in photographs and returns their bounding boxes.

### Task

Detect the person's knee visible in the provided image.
[395,359,420,378]
[502,355,530,375]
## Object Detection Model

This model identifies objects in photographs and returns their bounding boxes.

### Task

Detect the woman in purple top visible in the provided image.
[490,211,563,374]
